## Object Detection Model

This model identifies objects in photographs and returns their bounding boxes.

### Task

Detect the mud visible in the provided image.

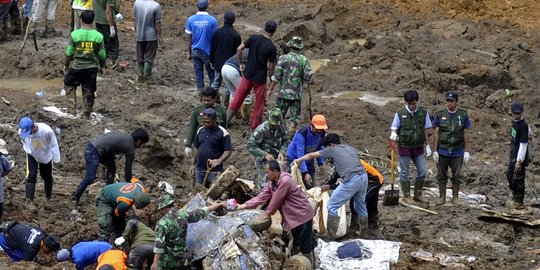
[0,0,539,269]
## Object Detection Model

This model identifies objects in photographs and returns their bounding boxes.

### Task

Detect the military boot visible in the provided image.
[326,214,340,240]
[11,16,22,35]
[413,181,428,203]
[451,183,460,205]
[356,217,369,238]
[136,63,146,82]
[401,181,414,204]
[436,183,446,206]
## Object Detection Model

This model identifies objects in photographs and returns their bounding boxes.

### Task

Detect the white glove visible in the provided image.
[109,26,116,38]
[115,13,124,22]
[390,130,398,141]
[464,152,470,164]
[114,236,125,246]
[424,145,432,157]
[184,147,192,158]
[432,152,439,163]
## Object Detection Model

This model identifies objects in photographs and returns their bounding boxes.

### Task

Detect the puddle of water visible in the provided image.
[321,91,400,106]
[0,78,63,92]
[309,59,330,73]
[348,38,367,46]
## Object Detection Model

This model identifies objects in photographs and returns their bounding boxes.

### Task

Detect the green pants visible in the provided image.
[96,194,126,241]
[276,98,301,125]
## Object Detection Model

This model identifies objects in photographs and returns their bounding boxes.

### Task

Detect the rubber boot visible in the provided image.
[226,109,235,125]
[368,216,379,235]
[0,23,6,42]
[356,217,369,238]
[413,181,428,203]
[451,183,460,205]
[349,211,359,231]
[42,20,53,37]
[11,16,22,35]
[136,63,145,82]
[302,252,315,269]
[401,181,414,204]
[436,183,446,206]
[143,62,153,79]
[65,85,77,115]
[326,214,340,240]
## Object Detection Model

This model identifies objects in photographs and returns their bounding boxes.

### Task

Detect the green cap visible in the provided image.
[157,195,175,210]
[286,36,304,49]
[134,192,151,208]
[267,108,282,126]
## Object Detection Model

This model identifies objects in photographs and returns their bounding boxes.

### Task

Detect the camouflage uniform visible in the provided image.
[247,108,288,188]
[271,37,312,125]
[153,207,209,270]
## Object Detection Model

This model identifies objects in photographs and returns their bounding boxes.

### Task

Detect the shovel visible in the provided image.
[383,140,399,206]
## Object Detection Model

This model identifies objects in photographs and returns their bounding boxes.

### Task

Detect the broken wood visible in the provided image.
[206,166,240,200]
[1,97,10,105]
[524,249,540,255]
[400,200,438,215]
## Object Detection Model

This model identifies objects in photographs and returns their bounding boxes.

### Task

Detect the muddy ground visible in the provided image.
[0,0,539,269]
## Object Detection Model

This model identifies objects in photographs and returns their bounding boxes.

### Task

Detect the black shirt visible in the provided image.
[210,24,241,72]
[243,34,277,83]
[510,118,530,165]
[3,223,46,261]
[194,125,232,171]
[91,130,135,181]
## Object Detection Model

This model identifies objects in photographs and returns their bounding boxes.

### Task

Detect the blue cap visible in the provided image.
[18,117,33,138]
[201,108,217,119]
[511,102,523,113]
[57,249,70,261]
[197,0,209,9]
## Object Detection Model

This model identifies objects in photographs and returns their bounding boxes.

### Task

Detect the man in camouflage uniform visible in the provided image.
[268,36,312,127]
[96,182,151,242]
[151,195,225,270]
[184,87,227,158]
[247,108,288,188]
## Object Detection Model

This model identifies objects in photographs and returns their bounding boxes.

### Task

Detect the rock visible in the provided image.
[283,255,312,270]
[207,166,240,200]
[425,20,468,39]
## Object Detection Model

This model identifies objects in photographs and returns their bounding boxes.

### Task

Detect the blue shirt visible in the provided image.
[185,11,218,55]
[71,241,112,270]
[287,126,324,173]
[194,125,232,172]
[433,110,471,157]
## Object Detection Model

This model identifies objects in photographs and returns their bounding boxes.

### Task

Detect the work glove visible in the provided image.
[184,147,192,158]
[115,13,124,22]
[390,130,398,141]
[114,236,125,246]
[109,26,116,38]
[424,145,432,157]
[432,152,439,163]
[463,152,471,164]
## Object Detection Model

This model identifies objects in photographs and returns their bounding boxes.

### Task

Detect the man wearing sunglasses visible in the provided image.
[433,91,471,206]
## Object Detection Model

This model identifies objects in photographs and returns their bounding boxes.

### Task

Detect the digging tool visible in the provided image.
[19,18,38,54]
[383,140,399,206]
[400,200,438,215]
[201,160,212,188]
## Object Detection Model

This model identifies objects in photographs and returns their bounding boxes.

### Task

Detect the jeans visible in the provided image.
[399,154,427,183]
[192,49,215,89]
[195,167,222,188]
[23,0,33,18]
[327,173,368,217]
[74,143,100,200]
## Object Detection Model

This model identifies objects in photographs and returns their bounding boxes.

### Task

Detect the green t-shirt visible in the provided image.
[66,28,106,69]
[93,0,117,25]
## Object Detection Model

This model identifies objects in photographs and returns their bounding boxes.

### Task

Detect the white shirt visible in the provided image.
[19,123,61,164]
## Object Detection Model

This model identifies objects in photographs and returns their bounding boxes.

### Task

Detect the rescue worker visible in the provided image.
[268,36,313,128]
[73,127,149,205]
[71,0,92,30]
[95,182,151,242]
[184,87,227,158]
[506,102,530,210]
[221,49,252,111]
[55,241,113,269]
[115,215,155,270]
[247,108,288,188]
[8,0,22,35]
[209,11,241,94]
[293,133,369,238]
[322,160,383,235]
[18,117,61,210]
[0,0,13,42]
[0,221,60,262]
[433,91,471,206]
[93,0,120,68]
[0,139,13,222]
[63,9,107,119]
[389,89,432,205]
[190,108,232,188]
[287,114,328,189]
[236,160,316,267]
[151,195,226,270]
[134,0,162,82]
[96,248,128,270]
[26,0,59,37]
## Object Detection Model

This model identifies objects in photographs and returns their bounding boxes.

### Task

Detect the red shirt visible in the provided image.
[245,172,314,230]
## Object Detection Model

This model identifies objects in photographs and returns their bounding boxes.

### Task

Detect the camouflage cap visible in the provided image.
[134,192,151,208]
[286,36,304,49]
[267,108,282,126]
[157,195,175,210]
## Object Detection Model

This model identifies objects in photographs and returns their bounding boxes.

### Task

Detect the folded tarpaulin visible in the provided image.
[317,238,401,270]
[337,240,372,259]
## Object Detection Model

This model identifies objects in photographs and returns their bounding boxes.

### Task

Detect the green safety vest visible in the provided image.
[397,107,427,149]
[435,108,467,150]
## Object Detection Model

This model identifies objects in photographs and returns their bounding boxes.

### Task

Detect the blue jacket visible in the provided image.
[71,241,112,270]
[287,126,325,173]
